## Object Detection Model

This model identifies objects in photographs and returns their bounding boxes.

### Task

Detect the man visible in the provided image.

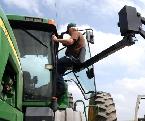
[52,23,86,98]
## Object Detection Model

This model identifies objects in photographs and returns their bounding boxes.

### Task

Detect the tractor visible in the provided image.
[0,4,145,121]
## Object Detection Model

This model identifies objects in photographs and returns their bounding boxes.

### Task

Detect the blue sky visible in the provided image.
[1,0,145,120]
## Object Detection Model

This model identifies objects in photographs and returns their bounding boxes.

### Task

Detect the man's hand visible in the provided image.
[52,35,58,42]
[52,34,74,45]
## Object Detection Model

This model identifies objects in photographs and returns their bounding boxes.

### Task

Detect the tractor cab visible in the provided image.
[7,14,97,120]
[7,14,97,102]
[7,15,58,102]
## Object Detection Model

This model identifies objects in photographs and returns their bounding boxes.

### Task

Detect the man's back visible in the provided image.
[65,30,85,59]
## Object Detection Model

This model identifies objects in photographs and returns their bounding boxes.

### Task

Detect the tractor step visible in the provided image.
[55,108,82,121]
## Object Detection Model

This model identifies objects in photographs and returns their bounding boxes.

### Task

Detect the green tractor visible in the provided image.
[0,5,97,120]
[1,4,145,121]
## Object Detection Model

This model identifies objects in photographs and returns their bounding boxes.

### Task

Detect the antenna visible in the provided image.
[54,0,58,29]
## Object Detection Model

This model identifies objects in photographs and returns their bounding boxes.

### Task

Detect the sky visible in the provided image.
[1,0,145,120]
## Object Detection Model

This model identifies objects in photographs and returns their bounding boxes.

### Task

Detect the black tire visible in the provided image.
[88,91,117,121]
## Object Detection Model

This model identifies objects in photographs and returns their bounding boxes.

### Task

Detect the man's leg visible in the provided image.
[56,56,74,98]
[57,56,74,75]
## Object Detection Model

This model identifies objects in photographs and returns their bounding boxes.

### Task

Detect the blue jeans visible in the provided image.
[56,56,79,98]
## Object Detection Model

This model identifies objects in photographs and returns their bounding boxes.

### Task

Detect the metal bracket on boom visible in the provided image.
[118,5,145,39]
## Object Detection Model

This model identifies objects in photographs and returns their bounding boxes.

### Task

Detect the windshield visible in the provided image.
[58,32,96,99]
[12,29,52,101]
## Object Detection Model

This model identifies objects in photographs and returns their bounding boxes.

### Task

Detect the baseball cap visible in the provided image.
[67,23,76,30]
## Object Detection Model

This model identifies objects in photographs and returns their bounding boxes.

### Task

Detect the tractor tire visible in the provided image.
[88,91,117,121]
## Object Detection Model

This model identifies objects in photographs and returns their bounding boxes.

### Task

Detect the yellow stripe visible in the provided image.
[0,18,21,66]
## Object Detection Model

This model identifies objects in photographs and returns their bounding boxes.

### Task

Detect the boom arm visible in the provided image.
[74,34,135,71]
[74,5,145,72]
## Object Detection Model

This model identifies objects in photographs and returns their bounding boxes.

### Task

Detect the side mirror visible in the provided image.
[86,30,94,44]
[86,67,94,79]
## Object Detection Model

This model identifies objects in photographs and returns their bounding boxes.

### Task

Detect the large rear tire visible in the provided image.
[88,91,117,121]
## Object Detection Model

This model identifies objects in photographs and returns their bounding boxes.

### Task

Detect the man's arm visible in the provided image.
[52,35,74,45]
[52,27,79,45]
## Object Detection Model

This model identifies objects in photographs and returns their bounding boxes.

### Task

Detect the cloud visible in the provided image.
[90,0,145,17]
[43,0,86,7]
[42,0,140,17]
[3,0,43,16]
[99,0,135,14]
[41,0,145,26]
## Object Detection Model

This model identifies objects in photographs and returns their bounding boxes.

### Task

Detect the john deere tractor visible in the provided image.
[1,4,145,121]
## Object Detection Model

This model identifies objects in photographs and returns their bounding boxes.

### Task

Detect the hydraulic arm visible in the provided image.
[77,34,135,70]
